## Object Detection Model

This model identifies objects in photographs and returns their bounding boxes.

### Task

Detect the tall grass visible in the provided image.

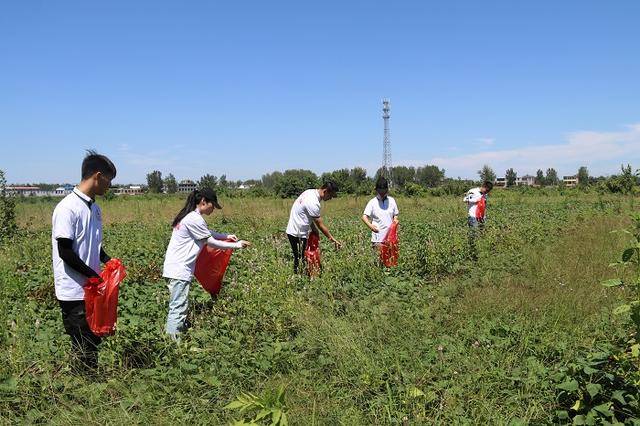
[0,193,634,423]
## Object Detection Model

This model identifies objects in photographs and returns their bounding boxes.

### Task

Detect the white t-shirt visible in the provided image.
[363,196,399,243]
[51,188,103,301]
[163,210,214,281]
[463,187,484,218]
[286,189,321,238]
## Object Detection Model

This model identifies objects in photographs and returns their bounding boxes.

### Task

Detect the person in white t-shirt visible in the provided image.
[463,180,493,227]
[362,177,399,249]
[285,181,342,273]
[162,188,250,338]
[463,180,493,259]
[51,150,117,370]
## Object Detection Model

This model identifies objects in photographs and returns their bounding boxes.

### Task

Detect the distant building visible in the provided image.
[494,174,536,188]
[516,175,536,186]
[6,186,41,196]
[178,180,197,193]
[115,185,145,196]
[563,175,578,188]
[54,184,74,196]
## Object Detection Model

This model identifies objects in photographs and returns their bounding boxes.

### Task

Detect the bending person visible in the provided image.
[162,188,250,339]
[285,181,342,274]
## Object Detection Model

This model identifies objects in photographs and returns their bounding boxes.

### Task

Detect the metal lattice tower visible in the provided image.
[382,98,392,183]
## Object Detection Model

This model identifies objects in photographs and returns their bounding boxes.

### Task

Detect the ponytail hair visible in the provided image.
[172,190,202,228]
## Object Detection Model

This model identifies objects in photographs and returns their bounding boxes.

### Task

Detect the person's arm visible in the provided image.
[361,215,379,232]
[209,230,228,240]
[362,201,378,232]
[210,229,239,242]
[100,247,111,264]
[204,237,250,249]
[313,217,342,249]
[393,201,399,223]
[57,238,100,280]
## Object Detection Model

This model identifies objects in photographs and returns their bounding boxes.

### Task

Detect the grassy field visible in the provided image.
[0,192,637,424]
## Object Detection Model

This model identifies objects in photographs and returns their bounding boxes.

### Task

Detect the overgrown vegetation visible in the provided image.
[0,193,638,423]
[0,169,17,241]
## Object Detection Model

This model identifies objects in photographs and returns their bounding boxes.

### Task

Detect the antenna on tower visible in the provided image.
[382,98,392,185]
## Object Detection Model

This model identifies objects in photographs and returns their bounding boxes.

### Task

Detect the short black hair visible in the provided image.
[482,180,494,191]
[375,176,389,191]
[81,150,117,180]
[321,180,339,194]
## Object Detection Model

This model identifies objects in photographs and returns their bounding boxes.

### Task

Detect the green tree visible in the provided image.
[146,170,163,193]
[0,169,17,240]
[349,167,368,185]
[390,166,416,189]
[322,169,352,193]
[164,173,178,194]
[416,165,445,188]
[545,168,559,186]
[603,164,638,194]
[478,165,496,183]
[273,169,319,198]
[577,166,589,187]
[198,174,218,191]
[218,174,228,189]
[535,169,545,186]
[261,171,283,191]
[505,168,517,187]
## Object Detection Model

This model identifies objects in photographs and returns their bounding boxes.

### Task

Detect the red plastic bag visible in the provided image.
[380,221,399,267]
[476,195,486,220]
[194,244,233,295]
[304,232,321,277]
[84,258,127,337]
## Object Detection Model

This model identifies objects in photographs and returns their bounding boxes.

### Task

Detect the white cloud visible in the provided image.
[429,124,640,178]
[473,137,495,147]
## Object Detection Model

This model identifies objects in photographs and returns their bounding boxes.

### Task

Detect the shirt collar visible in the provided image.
[73,187,93,208]
[376,194,388,201]
[315,189,321,201]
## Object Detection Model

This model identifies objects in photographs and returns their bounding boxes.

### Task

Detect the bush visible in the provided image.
[0,170,17,241]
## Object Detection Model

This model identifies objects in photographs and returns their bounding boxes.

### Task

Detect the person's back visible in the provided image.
[463,187,484,220]
[286,189,321,238]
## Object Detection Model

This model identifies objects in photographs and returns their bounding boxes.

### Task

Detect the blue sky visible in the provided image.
[1,1,639,183]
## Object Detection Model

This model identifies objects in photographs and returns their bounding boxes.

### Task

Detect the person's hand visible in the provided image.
[393,217,399,224]
[239,240,251,248]
[227,234,238,242]
[370,224,379,233]
[331,238,343,249]
[85,276,102,287]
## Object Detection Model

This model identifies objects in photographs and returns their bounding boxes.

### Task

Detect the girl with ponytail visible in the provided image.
[162,188,250,338]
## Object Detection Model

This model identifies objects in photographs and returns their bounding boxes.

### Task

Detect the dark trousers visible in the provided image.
[58,300,102,369]
[287,234,307,274]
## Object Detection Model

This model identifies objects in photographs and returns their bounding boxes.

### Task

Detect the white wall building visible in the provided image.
[178,180,197,193]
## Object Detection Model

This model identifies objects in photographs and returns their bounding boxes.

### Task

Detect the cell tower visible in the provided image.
[382,98,392,183]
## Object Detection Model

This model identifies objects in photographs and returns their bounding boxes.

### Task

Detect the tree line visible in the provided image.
[478,164,640,193]
[145,165,465,198]
[145,163,640,197]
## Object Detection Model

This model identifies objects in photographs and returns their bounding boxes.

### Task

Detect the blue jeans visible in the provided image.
[467,217,485,228]
[467,217,485,259]
[165,278,191,335]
